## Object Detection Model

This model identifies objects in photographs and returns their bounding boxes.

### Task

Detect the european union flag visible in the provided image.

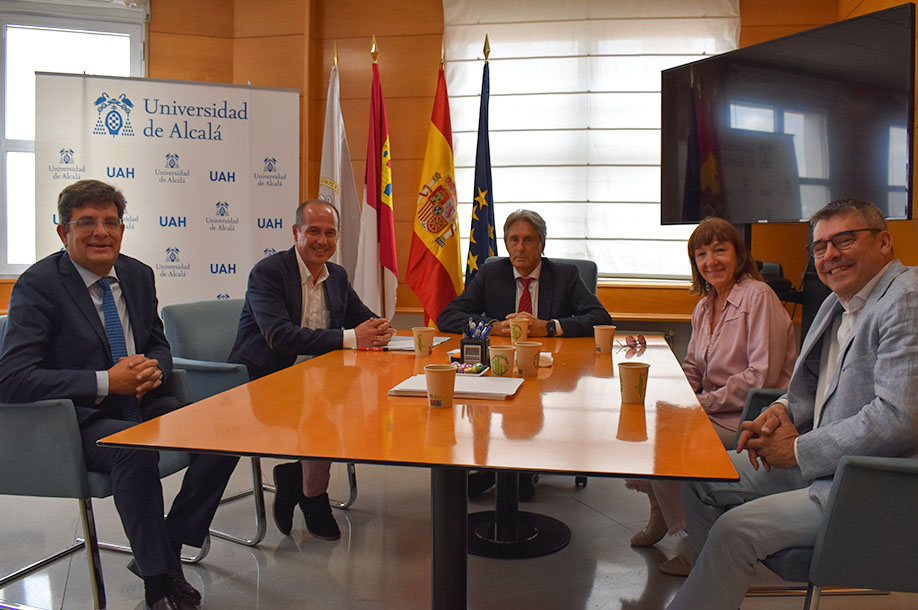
[465,61,498,285]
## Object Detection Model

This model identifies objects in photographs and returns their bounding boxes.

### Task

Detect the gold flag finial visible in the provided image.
[440,44,445,68]
[333,42,338,67]
[484,34,490,61]
[371,35,379,63]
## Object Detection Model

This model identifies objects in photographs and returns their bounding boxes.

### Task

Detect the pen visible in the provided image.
[356,347,389,351]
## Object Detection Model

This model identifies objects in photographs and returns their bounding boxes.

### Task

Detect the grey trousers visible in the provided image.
[666,451,824,610]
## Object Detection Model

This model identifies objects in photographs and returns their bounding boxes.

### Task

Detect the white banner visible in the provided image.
[34,73,298,306]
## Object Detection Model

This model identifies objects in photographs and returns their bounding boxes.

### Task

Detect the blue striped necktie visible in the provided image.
[98,277,142,422]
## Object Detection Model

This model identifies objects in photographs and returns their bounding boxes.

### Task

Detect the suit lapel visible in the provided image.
[59,253,108,348]
[284,248,304,326]
[537,258,552,318]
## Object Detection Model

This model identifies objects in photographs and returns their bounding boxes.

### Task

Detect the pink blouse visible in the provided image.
[682,276,796,432]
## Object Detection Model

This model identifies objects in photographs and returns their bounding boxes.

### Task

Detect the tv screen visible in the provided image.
[661,4,914,225]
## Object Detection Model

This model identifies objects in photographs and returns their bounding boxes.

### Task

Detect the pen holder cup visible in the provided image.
[460,337,490,365]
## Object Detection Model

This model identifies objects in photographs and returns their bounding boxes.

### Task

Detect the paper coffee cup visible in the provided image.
[618,362,650,403]
[412,326,435,356]
[508,317,530,343]
[515,341,541,377]
[424,364,457,409]
[488,345,516,377]
[594,324,616,354]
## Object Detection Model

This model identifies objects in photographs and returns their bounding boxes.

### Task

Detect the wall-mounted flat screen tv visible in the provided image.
[661,3,914,225]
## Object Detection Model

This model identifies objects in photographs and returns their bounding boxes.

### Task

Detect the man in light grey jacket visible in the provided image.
[667,198,918,610]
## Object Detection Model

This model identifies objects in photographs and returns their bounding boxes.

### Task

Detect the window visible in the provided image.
[729,102,829,219]
[443,0,739,280]
[0,2,145,274]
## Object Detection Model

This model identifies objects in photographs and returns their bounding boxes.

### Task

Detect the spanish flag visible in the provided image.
[354,59,398,319]
[406,66,462,325]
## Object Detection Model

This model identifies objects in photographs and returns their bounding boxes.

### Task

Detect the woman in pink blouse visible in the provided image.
[628,217,796,575]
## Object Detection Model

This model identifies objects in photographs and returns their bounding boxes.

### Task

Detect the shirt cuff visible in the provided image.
[553,319,563,336]
[96,370,109,403]
[342,328,357,349]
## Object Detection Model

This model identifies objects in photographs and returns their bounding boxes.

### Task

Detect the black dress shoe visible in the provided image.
[298,492,341,540]
[272,461,303,535]
[127,560,201,605]
[467,470,496,498]
[144,592,198,610]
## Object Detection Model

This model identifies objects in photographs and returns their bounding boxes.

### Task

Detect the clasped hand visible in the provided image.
[736,402,799,471]
[497,312,548,337]
[108,354,162,400]
[355,317,396,348]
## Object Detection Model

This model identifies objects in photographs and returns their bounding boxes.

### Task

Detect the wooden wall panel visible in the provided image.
[317,0,443,38]
[150,0,233,38]
[234,0,305,38]
[233,36,305,88]
[148,33,234,82]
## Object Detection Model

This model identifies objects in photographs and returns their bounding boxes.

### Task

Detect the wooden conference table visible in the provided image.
[101,333,737,610]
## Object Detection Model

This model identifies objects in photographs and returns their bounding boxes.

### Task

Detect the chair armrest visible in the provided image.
[810,455,918,592]
[0,398,90,498]
[172,357,249,402]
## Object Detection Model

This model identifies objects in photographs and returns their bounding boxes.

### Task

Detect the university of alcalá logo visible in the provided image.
[92,92,135,137]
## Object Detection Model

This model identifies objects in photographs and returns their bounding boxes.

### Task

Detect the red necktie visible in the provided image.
[517,277,534,314]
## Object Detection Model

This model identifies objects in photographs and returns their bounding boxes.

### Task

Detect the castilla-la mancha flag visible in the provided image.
[354,62,398,319]
[406,66,461,325]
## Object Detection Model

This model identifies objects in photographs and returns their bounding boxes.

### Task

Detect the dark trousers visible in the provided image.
[80,396,239,577]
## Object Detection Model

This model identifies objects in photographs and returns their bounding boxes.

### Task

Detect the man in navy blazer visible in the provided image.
[437,209,612,338]
[0,180,237,610]
[668,199,918,610]
[229,199,394,540]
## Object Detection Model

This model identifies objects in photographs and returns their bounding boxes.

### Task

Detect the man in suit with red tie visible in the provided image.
[437,209,612,498]
[437,209,611,338]
[0,180,237,610]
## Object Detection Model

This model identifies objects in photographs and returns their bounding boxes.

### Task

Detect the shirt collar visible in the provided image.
[513,260,542,281]
[840,260,893,314]
[295,248,329,286]
[69,257,119,288]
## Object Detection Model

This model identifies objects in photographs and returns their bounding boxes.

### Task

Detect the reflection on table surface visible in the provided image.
[101,334,737,482]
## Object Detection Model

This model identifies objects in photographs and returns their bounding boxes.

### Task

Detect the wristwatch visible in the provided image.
[546,319,557,337]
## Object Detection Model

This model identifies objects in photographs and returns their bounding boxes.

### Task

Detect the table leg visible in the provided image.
[468,470,571,559]
[431,467,467,610]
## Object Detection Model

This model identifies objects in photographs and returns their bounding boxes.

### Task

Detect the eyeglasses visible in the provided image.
[64,218,123,232]
[807,228,880,259]
[617,334,647,357]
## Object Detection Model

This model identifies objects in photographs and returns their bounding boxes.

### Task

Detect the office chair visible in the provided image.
[740,388,918,609]
[0,370,206,610]
[483,256,599,488]
[160,299,359,548]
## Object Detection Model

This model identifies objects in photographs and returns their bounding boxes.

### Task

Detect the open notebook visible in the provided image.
[388,375,524,400]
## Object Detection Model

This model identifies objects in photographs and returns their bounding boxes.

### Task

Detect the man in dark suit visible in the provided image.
[437,209,613,498]
[437,209,612,338]
[0,180,237,610]
[229,199,394,540]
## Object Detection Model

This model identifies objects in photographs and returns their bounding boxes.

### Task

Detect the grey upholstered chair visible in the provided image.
[483,256,599,293]
[160,299,359,547]
[0,370,204,610]
[740,388,918,609]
